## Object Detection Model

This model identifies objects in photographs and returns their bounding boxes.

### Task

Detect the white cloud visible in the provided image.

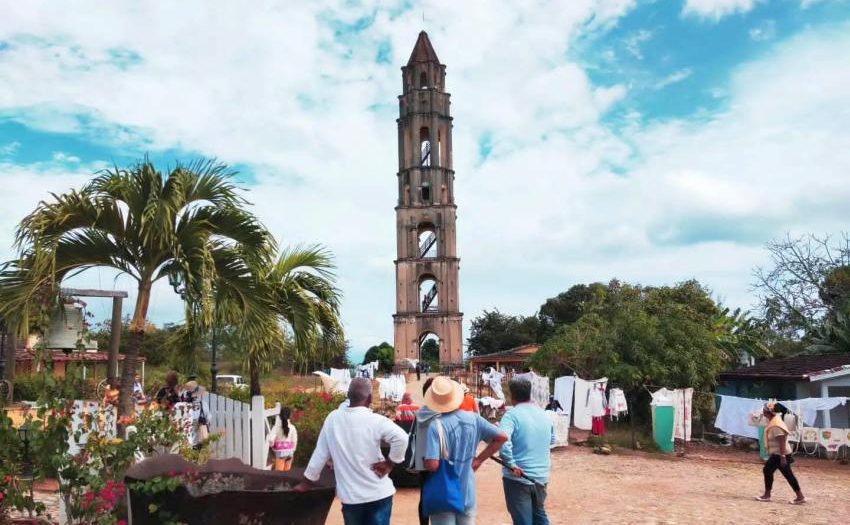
[682,0,763,20]
[0,3,847,358]
[52,151,81,163]
[749,19,777,41]
[0,141,21,156]
[654,68,693,89]
[624,29,653,59]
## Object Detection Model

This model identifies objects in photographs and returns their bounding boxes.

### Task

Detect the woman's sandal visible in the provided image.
[790,499,807,505]
[754,496,771,502]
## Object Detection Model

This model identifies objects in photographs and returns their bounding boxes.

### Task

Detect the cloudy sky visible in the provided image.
[1,0,849,361]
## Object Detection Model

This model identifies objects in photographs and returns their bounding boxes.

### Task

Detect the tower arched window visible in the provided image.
[420,127,431,166]
[419,71,428,89]
[419,276,438,312]
[418,224,437,258]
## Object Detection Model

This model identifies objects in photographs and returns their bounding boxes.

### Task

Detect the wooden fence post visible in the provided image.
[251,395,265,468]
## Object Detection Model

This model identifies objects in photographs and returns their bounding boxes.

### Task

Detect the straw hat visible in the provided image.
[185,380,199,392]
[424,376,464,414]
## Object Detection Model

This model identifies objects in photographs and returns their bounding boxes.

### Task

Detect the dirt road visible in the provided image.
[327,446,850,525]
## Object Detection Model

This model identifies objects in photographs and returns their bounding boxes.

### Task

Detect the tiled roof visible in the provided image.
[717,353,850,381]
[15,349,144,362]
[468,344,540,363]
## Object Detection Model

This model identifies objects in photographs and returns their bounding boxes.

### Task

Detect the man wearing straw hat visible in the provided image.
[423,376,507,525]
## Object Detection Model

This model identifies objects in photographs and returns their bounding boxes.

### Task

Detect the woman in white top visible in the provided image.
[268,406,298,471]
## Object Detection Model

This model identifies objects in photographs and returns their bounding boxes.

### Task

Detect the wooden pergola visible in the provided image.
[0,288,128,385]
[62,288,128,382]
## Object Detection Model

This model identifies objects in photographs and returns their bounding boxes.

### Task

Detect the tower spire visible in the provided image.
[407,31,440,65]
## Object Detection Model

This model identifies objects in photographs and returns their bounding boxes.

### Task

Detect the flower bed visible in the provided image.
[125,455,335,525]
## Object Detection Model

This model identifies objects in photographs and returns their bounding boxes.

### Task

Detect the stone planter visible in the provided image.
[126,456,335,525]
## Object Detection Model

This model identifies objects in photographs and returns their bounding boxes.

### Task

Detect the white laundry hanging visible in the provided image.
[377,374,407,402]
[573,377,608,430]
[482,368,506,400]
[651,387,693,442]
[553,376,575,420]
[608,388,628,419]
[514,371,550,408]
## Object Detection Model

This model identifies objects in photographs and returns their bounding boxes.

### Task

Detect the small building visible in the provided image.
[468,344,541,373]
[14,349,145,382]
[468,344,541,397]
[717,353,850,428]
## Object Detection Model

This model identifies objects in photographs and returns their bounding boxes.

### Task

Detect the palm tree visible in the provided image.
[208,246,343,395]
[0,159,272,416]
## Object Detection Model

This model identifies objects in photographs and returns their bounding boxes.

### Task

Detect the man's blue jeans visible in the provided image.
[503,478,549,525]
[341,495,393,525]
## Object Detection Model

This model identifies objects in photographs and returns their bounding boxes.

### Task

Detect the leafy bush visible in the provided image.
[12,372,98,402]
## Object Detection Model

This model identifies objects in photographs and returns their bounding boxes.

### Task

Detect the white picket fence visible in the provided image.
[65,393,279,469]
[205,393,280,468]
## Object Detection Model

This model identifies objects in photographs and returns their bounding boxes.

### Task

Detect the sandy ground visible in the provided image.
[326,446,850,525]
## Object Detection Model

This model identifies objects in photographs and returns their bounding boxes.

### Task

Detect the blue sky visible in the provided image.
[1,0,849,362]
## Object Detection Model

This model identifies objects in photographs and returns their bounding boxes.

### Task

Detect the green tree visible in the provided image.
[530,280,763,423]
[0,159,272,416]
[363,342,395,372]
[466,309,540,356]
[537,282,608,338]
[207,246,344,395]
[420,338,439,365]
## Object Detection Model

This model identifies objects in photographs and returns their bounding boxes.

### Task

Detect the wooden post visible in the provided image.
[107,297,123,382]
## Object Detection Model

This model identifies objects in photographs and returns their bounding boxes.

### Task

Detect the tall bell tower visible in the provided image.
[393,31,463,364]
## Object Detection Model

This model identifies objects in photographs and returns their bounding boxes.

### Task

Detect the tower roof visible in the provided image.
[407,31,440,65]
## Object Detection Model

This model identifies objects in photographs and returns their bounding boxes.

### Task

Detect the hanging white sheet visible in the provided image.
[553,376,575,420]
[515,371,550,408]
[573,377,608,430]
[549,412,569,448]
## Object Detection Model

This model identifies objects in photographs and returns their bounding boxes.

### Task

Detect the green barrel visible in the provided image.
[652,404,675,453]
[758,426,767,460]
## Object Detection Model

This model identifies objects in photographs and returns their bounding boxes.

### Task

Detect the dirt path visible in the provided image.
[326,446,850,525]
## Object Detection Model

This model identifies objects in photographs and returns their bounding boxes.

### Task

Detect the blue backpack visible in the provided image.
[422,419,465,515]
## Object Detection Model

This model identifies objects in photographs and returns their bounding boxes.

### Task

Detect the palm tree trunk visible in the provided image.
[118,281,151,418]
[249,358,261,397]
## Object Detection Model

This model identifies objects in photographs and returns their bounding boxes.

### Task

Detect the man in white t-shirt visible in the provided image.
[295,377,407,525]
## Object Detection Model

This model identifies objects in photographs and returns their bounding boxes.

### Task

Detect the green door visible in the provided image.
[652,404,675,453]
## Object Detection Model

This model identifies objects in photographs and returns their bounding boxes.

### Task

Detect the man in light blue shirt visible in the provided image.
[500,378,555,525]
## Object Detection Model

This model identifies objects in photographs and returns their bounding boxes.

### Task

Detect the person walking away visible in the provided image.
[500,378,555,525]
[155,371,180,410]
[413,378,439,525]
[416,362,422,381]
[295,377,408,525]
[756,402,805,504]
[423,376,507,525]
[268,406,297,471]
[395,392,420,432]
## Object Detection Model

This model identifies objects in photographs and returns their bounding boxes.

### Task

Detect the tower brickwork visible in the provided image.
[393,32,463,363]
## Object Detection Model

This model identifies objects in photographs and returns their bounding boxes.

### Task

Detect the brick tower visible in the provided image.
[393,31,463,364]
